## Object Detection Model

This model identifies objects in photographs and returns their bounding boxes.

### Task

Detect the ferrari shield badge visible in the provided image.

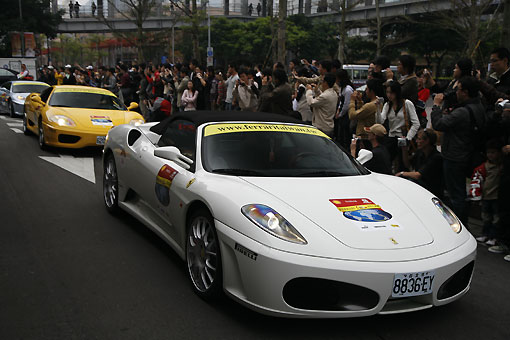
[90,115,113,126]
[155,165,178,206]
[330,198,392,222]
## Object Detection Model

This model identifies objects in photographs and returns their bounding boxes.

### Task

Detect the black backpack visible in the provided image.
[466,105,486,176]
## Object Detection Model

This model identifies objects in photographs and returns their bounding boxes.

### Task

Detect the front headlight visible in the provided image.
[129,118,144,126]
[48,115,76,127]
[432,198,462,233]
[16,95,25,101]
[241,204,307,244]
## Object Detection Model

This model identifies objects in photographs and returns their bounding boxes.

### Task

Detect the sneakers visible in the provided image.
[476,236,488,243]
[504,255,510,262]
[485,238,497,246]
[488,245,509,254]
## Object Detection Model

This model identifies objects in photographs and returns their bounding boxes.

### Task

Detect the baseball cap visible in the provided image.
[65,64,72,68]
[364,124,387,137]
[86,65,93,70]
[48,65,54,69]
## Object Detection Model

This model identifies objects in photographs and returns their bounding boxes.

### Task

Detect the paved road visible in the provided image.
[0,114,509,340]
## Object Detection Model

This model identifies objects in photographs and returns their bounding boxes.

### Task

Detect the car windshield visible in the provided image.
[49,91,125,110]
[201,123,368,177]
[12,84,49,93]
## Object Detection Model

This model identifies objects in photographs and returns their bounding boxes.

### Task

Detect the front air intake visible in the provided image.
[283,277,379,311]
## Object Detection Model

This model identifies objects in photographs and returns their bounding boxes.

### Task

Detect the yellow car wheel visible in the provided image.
[38,117,46,150]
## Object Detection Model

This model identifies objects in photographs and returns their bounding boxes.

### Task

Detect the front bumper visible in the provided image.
[11,102,24,116]
[215,220,477,318]
[41,121,110,149]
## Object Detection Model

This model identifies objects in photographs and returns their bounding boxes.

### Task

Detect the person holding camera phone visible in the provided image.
[378,81,420,171]
[348,79,384,138]
[431,76,486,225]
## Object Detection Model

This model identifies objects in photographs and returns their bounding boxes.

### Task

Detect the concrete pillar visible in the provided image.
[225,0,229,15]
[298,0,303,14]
[305,0,311,15]
[241,0,248,15]
[262,0,267,16]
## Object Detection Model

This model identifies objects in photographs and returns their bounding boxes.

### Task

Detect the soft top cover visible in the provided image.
[149,110,302,135]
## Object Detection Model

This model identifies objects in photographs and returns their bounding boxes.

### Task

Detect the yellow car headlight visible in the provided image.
[48,115,76,127]
[16,95,25,101]
[129,118,144,126]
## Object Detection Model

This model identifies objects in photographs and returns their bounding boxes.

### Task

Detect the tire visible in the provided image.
[22,112,30,135]
[186,208,222,299]
[9,101,15,118]
[38,117,46,150]
[103,153,120,214]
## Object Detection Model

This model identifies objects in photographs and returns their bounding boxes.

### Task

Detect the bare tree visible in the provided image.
[168,0,206,61]
[102,0,157,61]
[431,0,502,57]
[335,0,363,64]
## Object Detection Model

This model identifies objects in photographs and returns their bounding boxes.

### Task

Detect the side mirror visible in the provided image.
[356,149,373,165]
[127,102,139,111]
[154,146,193,170]
[31,94,44,105]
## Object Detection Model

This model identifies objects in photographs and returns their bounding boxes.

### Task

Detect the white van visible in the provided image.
[343,64,398,88]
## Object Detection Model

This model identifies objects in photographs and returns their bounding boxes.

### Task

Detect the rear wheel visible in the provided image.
[103,153,119,213]
[38,117,46,149]
[186,209,222,299]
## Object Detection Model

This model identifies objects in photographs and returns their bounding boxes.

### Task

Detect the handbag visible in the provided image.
[401,100,417,153]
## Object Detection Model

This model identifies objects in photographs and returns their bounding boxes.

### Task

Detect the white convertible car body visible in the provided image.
[102,111,476,318]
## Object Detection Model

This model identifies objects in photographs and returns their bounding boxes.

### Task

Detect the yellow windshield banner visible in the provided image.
[54,88,115,96]
[13,82,48,86]
[204,123,330,138]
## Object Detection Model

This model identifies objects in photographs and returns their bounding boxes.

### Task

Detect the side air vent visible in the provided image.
[128,129,142,146]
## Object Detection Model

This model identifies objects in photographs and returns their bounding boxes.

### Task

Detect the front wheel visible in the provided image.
[186,209,222,299]
[38,117,46,150]
[9,101,15,118]
[103,153,119,213]
[22,112,30,135]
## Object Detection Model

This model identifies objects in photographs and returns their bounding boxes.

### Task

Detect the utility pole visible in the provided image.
[277,0,287,65]
[502,0,510,50]
[19,0,25,57]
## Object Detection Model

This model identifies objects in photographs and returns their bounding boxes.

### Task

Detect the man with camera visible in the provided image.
[431,76,486,225]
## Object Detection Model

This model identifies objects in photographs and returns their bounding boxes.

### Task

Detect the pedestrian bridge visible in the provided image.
[57,15,258,33]
[56,0,455,34]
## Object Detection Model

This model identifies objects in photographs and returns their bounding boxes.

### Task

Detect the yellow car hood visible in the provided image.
[47,107,141,130]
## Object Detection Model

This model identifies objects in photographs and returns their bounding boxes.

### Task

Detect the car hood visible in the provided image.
[240,174,435,251]
[47,107,134,129]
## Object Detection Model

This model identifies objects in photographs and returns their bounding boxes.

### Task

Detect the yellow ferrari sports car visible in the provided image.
[23,85,144,149]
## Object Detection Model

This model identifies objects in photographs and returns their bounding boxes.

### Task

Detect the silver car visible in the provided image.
[0,81,50,118]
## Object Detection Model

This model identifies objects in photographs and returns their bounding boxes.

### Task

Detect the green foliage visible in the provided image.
[345,36,377,63]
[0,0,63,57]
[176,16,339,66]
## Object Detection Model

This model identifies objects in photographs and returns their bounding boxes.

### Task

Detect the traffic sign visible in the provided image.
[207,56,213,67]
[207,47,213,57]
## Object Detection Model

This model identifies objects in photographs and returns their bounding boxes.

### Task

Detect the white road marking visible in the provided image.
[7,122,23,127]
[10,128,23,134]
[0,116,6,120]
[39,154,96,183]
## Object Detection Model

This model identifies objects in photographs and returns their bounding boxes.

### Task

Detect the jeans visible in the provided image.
[443,159,468,225]
[481,200,499,238]
[225,102,233,111]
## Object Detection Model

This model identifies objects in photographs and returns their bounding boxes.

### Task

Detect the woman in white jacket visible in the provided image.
[181,81,198,111]
[377,81,420,170]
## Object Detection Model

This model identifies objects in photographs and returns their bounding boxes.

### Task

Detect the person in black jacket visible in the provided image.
[488,47,510,95]
[258,68,294,116]
[431,76,485,224]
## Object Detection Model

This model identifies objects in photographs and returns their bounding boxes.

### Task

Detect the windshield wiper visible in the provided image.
[51,104,73,108]
[296,170,349,177]
[212,168,265,176]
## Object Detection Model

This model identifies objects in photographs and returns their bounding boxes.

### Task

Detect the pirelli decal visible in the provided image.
[235,243,258,261]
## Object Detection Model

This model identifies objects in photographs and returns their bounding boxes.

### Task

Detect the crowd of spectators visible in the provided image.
[36,47,510,262]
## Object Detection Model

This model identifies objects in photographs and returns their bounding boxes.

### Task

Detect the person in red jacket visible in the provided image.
[416,70,430,127]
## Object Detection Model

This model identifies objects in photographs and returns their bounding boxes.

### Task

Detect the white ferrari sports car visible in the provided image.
[102,111,476,318]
